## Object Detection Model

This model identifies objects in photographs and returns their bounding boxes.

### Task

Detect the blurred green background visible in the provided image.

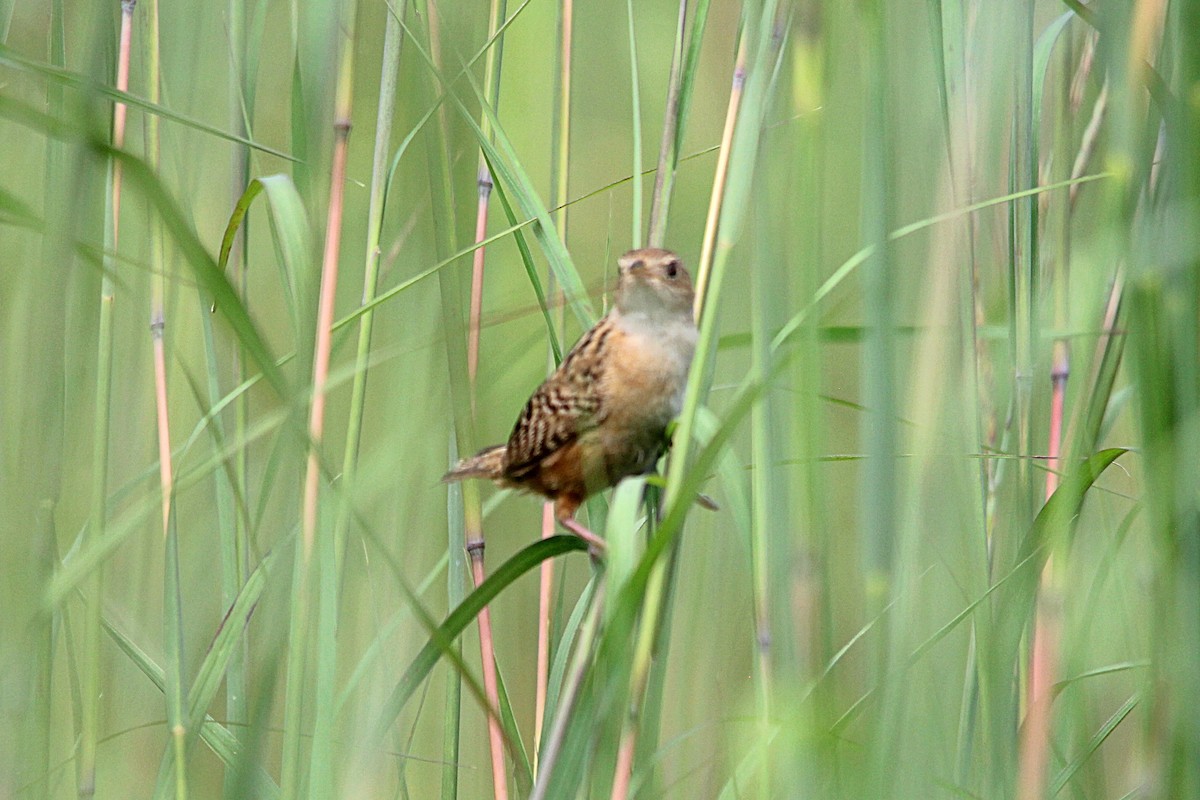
[2,0,1197,798]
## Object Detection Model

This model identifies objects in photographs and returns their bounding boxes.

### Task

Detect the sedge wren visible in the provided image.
[443,248,697,548]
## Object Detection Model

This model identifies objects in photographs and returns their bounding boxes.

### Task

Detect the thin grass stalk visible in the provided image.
[415,7,476,797]
[229,0,253,545]
[219,2,274,786]
[207,318,251,795]
[629,540,680,796]
[467,0,506,386]
[1006,5,1040,796]
[79,4,135,795]
[694,29,747,321]
[930,2,992,789]
[443,441,466,800]
[645,0,687,248]
[1066,274,1125,456]
[858,0,895,605]
[420,4,508,796]
[407,36,596,331]
[530,583,607,800]
[24,6,69,793]
[858,4,907,794]
[537,0,574,771]
[1141,12,1200,795]
[550,0,572,243]
[1043,29,1076,499]
[337,0,404,594]
[278,228,313,796]
[467,41,507,794]
[612,7,780,796]
[79,263,110,800]
[420,23,478,800]
[535,501,555,771]
[1018,610,1060,800]
[27,504,57,796]
[1021,14,1111,799]
[299,1,357,571]
[1006,4,1037,535]
[609,541,666,800]
[958,250,988,784]
[280,7,356,796]
[433,0,510,794]
[222,2,252,785]
[774,25,825,791]
[468,174,493,388]
[671,0,712,170]
[141,0,188,793]
[749,236,776,799]
[304,5,358,795]
[543,0,573,352]
[332,4,406,790]
[624,0,643,247]
[469,543,509,800]
[99,608,277,790]
[145,0,170,538]
[1023,363,1071,796]
[1024,40,1077,799]
[1070,82,1107,210]
[161,505,189,800]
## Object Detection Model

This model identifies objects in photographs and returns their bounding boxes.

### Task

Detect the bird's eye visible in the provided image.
[665,260,679,278]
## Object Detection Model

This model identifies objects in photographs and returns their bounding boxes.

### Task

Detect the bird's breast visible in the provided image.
[600,318,696,432]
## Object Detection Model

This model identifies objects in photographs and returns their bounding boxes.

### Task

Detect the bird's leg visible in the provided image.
[560,517,607,556]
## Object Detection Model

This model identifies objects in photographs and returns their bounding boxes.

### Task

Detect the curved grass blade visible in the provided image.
[1049,693,1139,796]
[150,543,285,797]
[395,14,595,328]
[103,617,280,798]
[0,92,290,397]
[374,535,586,736]
[158,500,188,800]
[539,574,601,754]
[0,44,294,160]
[217,175,313,341]
[770,173,1113,354]
[97,142,289,396]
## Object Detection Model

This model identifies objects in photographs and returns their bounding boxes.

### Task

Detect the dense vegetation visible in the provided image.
[2,1,1197,797]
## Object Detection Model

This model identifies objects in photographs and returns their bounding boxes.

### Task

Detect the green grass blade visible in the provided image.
[1049,693,1139,796]
[374,536,586,736]
[217,175,314,345]
[103,617,281,797]
[161,501,189,800]
[0,44,294,159]
[624,0,643,246]
[395,15,595,328]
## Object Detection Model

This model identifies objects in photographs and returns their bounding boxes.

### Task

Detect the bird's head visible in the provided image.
[613,248,695,320]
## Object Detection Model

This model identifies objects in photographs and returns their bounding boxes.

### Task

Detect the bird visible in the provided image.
[443,247,698,549]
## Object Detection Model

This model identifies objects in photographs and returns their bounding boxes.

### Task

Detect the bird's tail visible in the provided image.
[442,445,507,482]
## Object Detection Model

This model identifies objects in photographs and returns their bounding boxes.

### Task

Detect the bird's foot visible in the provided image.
[561,517,606,558]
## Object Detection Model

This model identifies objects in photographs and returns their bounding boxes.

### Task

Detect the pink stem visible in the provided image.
[535,502,555,770]
[468,539,509,800]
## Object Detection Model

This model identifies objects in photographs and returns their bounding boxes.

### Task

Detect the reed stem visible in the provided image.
[80,3,135,794]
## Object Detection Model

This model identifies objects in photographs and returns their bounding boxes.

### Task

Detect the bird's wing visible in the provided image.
[503,316,614,478]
